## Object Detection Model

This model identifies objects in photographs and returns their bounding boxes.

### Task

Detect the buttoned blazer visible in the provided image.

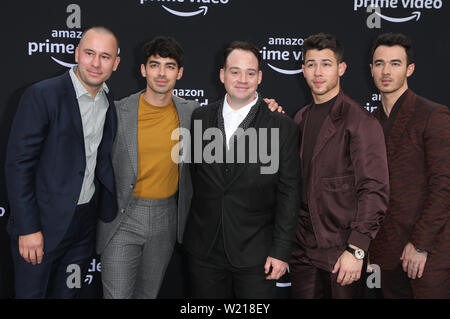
[5,71,117,253]
[96,91,199,254]
[369,90,450,270]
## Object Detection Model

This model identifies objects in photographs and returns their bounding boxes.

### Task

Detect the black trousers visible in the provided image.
[11,201,96,298]
[186,253,277,299]
[185,229,276,299]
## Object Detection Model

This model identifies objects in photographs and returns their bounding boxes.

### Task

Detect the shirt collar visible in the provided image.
[223,92,259,118]
[69,66,109,99]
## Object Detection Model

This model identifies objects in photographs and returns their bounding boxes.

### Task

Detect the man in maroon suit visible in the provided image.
[289,33,389,298]
[368,33,450,299]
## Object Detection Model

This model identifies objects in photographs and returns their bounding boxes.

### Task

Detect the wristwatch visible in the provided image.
[346,246,365,260]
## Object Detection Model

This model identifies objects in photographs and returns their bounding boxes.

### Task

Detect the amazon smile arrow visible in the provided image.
[267,63,302,75]
[375,10,421,23]
[162,5,208,17]
[51,56,76,68]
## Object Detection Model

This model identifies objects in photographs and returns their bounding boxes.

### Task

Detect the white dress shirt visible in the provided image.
[222,93,258,149]
[69,66,110,204]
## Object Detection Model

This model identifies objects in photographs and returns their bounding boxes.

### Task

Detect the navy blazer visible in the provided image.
[5,71,117,253]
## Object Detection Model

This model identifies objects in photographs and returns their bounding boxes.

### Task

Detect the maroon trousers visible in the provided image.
[290,210,366,299]
[381,265,450,299]
[290,255,366,299]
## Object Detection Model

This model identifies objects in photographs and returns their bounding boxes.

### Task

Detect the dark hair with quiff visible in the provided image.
[302,33,344,63]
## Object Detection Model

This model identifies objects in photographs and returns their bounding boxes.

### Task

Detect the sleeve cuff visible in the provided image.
[269,239,293,263]
[409,233,434,253]
[347,230,372,252]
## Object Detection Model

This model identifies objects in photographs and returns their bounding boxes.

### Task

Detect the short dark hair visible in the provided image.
[371,33,414,65]
[223,41,262,70]
[302,33,344,63]
[142,36,184,67]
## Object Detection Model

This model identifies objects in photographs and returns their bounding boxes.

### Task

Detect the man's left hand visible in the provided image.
[264,98,285,114]
[401,242,428,279]
[332,246,363,286]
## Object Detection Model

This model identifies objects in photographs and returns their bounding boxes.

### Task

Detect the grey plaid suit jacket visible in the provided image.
[96,90,200,254]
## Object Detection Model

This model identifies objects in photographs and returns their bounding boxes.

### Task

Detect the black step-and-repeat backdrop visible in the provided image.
[1,1,449,298]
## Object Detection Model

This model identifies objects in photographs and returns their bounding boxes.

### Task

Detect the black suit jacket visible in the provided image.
[5,71,117,253]
[183,97,300,267]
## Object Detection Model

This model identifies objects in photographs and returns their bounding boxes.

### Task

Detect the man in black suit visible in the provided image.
[5,26,120,298]
[183,41,300,298]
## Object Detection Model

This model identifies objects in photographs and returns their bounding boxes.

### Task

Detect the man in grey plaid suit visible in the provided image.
[96,36,198,298]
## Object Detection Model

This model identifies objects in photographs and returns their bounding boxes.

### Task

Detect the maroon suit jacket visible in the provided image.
[294,90,389,255]
[369,89,450,271]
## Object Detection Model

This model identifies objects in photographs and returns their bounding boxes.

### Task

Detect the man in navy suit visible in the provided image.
[5,26,120,298]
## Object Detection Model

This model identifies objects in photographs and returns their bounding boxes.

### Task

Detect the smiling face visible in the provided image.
[302,48,346,104]
[220,49,262,109]
[75,29,120,97]
[370,45,415,97]
[141,54,183,97]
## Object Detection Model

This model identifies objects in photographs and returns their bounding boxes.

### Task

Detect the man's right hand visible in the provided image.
[19,231,44,265]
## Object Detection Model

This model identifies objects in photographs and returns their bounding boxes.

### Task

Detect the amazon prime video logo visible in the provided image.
[140,0,230,18]
[27,4,81,68]
[353,0,443,28]
[260,37,304,76]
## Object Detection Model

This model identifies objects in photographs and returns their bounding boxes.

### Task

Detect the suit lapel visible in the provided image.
[201,100,226,189]
[232,97,261,143]
[100,92,117,159]
[120,92,141,178]
[311,116,337,162]
[173,96,190,177]
[386,89,416,158]
[311,92,344,162]
[222,98,262,190]
[106,92,117,141]
[173,95,189,130]
[62,72,85,147]
[96,91,117,195]
[299,104,312,163]
[216,98,227,149]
